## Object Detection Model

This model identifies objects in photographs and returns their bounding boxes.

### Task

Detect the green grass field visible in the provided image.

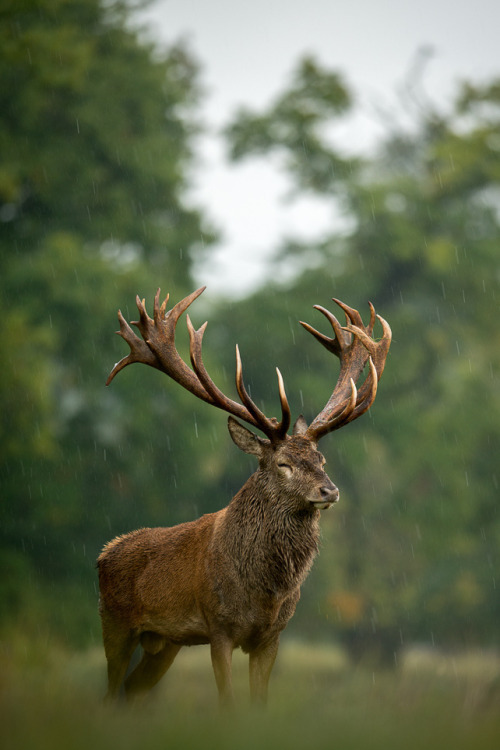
[1,637,499,749]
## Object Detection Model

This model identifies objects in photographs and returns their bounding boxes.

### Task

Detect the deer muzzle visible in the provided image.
[311,481,339,510]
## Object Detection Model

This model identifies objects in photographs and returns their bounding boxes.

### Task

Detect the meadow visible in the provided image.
[1,637,499,750]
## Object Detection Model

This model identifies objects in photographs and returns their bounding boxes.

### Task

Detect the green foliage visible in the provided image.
[226,56,357,193]
[0,0,208,270]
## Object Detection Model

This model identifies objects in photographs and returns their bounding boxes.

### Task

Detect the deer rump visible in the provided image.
[98,287,391,707]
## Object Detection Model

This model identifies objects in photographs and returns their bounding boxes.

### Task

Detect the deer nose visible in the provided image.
[320,485,339,503]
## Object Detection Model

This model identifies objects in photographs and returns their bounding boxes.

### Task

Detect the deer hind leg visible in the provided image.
[124,634,181,701]
[100,610,139,702]
[249,637,280,707]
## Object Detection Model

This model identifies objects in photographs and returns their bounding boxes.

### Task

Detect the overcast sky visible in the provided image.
[138,0,500,296]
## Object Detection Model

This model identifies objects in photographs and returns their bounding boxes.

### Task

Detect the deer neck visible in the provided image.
[221,471,320,595]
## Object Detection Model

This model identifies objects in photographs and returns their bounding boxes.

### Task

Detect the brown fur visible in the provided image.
[97,421,338,706]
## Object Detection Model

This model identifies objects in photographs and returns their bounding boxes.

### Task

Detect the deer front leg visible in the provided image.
[210,635,234,709]
[249,637,280,707]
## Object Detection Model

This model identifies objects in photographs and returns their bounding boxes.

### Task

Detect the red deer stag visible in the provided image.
[98,286,391,707]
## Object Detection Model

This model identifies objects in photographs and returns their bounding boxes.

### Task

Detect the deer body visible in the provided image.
[98,287,391,706]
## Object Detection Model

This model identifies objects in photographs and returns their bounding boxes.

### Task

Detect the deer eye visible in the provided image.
[277,462,293,477]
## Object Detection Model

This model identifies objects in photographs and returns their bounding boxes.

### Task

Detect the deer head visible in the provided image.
[227,416,338,511]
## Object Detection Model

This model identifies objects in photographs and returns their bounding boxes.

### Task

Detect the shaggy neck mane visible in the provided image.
[222,471,320,596]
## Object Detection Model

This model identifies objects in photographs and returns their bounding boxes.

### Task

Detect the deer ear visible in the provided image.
[227,416,265,457]
[292,414,308,436]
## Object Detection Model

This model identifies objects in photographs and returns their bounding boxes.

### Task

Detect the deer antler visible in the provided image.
[300,298,391,441]
[107,287,291,443]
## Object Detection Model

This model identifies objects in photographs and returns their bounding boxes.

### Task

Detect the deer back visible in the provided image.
[98,513,220,634]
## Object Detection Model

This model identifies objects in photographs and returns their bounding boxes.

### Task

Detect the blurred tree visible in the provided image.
[0,0,216,642]
[228,56,356,193]
[224,59,500,659]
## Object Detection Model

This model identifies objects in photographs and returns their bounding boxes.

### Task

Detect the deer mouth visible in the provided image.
[312,501,333,510]
[310,487,339,510]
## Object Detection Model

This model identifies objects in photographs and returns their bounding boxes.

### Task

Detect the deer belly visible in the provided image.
[140,609,210,646]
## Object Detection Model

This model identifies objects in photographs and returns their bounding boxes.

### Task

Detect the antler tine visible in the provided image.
[186,317,264,429]
[352,356,378,418]
[235,346,291,442]
[299,305,347,356]
[319,377,358,432]
[153,288,169,323]
[367,301,377,335]
[275,368,292,437]
[303,299,391,441]
[106,309,162,386]
[332,297,365,329]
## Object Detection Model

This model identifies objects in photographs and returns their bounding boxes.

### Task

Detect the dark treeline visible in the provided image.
[1,0,499,662]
